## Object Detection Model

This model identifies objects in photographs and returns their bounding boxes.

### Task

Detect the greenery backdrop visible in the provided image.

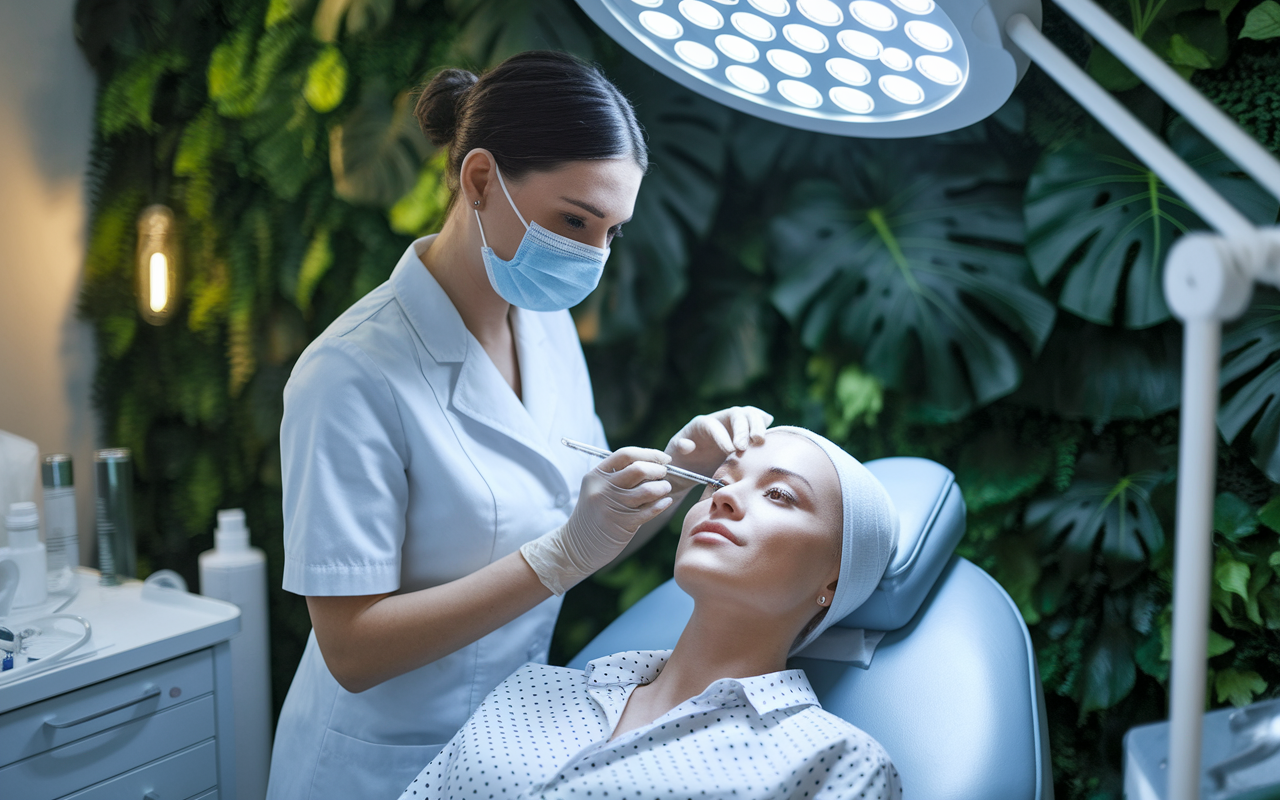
[73,0,1280,795]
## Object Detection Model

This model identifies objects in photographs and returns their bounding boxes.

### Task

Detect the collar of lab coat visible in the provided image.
[390,235,564,476]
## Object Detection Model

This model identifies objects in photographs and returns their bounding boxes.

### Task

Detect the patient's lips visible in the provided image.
[690,521,742,546]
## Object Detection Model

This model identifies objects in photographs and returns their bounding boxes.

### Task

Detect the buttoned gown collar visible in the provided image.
[584,650,820,717]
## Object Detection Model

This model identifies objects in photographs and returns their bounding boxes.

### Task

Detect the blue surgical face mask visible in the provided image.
[474,164,610,312]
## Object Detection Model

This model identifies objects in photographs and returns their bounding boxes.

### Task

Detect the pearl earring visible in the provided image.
[818,596,827,605]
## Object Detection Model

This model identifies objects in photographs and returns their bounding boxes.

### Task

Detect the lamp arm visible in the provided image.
[1051,0,1280,203]
[1005,15,1256,239]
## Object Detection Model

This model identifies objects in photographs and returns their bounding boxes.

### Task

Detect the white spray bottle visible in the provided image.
[199,508,272,800]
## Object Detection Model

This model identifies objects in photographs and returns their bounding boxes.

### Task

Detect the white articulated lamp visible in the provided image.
[572,0,1280,796]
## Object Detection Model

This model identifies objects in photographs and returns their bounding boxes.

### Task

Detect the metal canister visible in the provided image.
[41,454,79,591]
[94,448,136,585]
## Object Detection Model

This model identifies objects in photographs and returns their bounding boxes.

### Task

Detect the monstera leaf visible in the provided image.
[1013,314,1182,421]
[768,147,1056,421]
[1025,118,1279,329]
[329,79,431,206]
[445,0,595,67]
[591,64,730,341]
[1219,289,1280,482]
[1025,444,1173,587]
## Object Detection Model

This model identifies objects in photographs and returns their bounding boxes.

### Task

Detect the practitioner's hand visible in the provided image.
[520,447,673,595]
[665,406,774,479]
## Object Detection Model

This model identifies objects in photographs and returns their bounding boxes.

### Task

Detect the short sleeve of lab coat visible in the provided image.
[280,338,409,596]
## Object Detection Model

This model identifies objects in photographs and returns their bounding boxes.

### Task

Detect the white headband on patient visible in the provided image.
[772,426,899,666]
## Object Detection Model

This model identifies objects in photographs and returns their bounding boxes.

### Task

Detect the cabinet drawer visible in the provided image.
[63,739,216,800]
[0,649,213,768]
[0,693,215,800]
[187,790,217,800]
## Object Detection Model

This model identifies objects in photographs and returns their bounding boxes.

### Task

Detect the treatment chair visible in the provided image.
[569,457,1054,800]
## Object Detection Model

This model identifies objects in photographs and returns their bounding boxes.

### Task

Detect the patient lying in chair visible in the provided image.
[399,427,903,799]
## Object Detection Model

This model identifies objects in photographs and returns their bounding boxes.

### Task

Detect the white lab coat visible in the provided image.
[265,235,609,800]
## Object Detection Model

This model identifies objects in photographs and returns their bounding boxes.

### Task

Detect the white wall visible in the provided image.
[0,1,99,554]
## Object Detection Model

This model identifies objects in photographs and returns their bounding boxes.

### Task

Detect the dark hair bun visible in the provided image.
[415,68,479,147]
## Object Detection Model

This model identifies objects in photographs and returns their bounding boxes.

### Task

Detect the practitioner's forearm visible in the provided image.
[307,550,552,693]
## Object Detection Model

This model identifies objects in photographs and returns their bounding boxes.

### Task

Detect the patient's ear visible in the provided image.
[799,578,839,641]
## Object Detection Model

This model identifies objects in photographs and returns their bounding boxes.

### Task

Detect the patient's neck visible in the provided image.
[641,600,797,712]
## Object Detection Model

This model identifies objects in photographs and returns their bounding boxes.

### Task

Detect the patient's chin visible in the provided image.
[673,552,765,609]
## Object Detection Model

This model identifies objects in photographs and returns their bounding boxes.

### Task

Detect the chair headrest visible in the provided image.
[835,457,966,631]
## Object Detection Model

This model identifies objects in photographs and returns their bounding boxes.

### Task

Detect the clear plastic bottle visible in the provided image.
[3,502,48,608]
[41,454,78,592]
[199,509,272,800]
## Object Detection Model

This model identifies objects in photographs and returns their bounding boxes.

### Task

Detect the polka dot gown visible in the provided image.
[399,650,902,800]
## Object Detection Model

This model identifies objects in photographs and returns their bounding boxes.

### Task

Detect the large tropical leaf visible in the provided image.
[1013,314,1182,421]
[1025,118,1278,329]
[1025,444,1172,587]
[445,0,595,67]
[1219,288,1280,482]
[589,63,730,341]
[768,146,1056,420]
[329,79,431,206]
[1079,596,1138,715]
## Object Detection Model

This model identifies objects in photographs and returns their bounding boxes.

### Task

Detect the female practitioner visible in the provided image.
[266,50,771,800]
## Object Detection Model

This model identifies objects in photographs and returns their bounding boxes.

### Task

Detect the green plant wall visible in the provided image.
[73,0,1280,796]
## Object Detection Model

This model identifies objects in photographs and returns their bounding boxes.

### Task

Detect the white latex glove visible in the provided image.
[665,406,775,481]
[520,447,673,595]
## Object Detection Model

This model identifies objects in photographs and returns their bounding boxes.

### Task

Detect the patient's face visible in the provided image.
[674,431,842,619]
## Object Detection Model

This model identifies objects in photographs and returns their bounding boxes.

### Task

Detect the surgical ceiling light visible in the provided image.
[575,0,1280,796]
[573,0,1036,137]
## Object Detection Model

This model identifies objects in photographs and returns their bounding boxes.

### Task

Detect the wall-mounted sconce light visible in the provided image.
[135,204,179,325]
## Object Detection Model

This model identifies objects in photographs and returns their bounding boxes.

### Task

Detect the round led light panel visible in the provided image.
[731,11,777,39]
[879,73,924,103]
[716,33,761,61]
[797,0,843,25]
[680,0,725,28]
[826,56,870,85]
[830,85,874,113]
[836,29,882,59]
[639,10,684,37]
[578,0,997,136]
[768,48,813,76]
[778,79,823,107]
[726,64,771,93]
[676,40,721,68]
[904,19,951,50]
[848,1,897,30]
[749,0,790,14]
[880,47,911,70]
[783,23,829,52]
[916,54,962,84]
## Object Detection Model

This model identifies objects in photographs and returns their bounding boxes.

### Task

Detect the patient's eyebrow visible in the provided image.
[762,466,813,495]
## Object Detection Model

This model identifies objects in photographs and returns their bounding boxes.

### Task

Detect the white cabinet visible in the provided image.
[0,570,240,799]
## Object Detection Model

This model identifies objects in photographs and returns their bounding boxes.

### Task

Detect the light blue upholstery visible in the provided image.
[568,456,1053,800]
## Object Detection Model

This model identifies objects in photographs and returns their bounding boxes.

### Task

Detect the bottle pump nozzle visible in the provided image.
[215,509,249,552]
